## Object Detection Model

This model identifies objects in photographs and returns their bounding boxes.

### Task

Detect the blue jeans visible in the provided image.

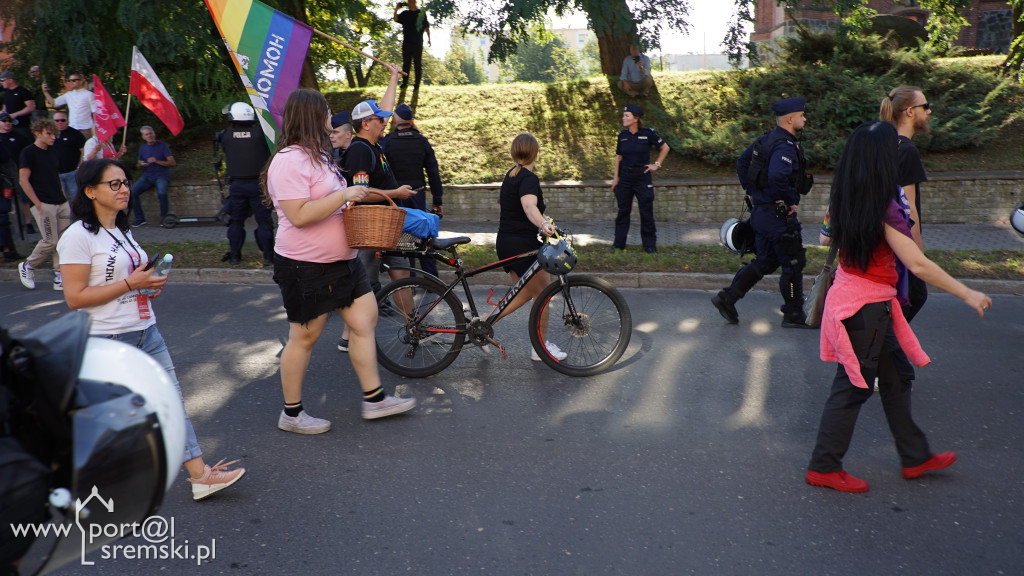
[60,171,78,199]
[131,175,170,223]
[98,325,202,462]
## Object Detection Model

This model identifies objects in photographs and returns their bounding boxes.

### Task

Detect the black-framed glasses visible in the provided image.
[900,102,930,112]
[99,179,132,191]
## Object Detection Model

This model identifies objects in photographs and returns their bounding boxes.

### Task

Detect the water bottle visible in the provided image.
[139,254,173,296]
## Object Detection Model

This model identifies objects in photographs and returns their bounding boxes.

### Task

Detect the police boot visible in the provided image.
[780,273,813,329]
[711,289,739,324]
[221,251,242,265]
[712,264,763,324]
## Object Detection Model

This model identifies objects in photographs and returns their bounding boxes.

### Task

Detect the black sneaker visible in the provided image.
[337,338,349,352]
[711,290,739,324]
[781,315,815,329]
[3,250,23,262]
[644,247,657,254]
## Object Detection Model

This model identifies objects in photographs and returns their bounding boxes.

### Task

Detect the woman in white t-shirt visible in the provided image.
[56,158,245,502]
[263,88,415,435]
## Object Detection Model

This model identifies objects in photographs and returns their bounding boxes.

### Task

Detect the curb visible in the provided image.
[3,268,1021,295]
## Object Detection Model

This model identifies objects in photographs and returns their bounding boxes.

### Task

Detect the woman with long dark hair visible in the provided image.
[805,121,991,493]
[262,89,415,435]
[57,158,245,501]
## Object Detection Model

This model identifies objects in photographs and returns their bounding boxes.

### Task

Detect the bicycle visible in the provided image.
[373,229,632,378]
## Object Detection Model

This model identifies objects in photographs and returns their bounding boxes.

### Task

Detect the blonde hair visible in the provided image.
[879,85,922,126]
[508,133,538,178]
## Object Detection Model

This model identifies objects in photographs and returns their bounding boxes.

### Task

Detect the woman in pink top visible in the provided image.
[262,89,416,435]
[805,121,991,493]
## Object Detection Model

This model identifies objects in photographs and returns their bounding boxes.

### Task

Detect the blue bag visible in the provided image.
[400,208,440,239]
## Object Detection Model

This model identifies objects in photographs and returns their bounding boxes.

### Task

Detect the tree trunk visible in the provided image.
[1003,2,1023,75]
[580,0,637,75]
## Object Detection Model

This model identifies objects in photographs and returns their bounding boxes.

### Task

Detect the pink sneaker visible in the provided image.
[188,458,246,501]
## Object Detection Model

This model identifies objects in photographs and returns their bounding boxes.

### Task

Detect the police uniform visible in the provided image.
[614,106,665,252]
[216,121,273,265]
[380,105,443,277]
[713,97,812,327]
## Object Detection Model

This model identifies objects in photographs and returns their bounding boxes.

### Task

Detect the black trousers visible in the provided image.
[808,302,933,472]
[401,40,423,86]
[613,173,656,250]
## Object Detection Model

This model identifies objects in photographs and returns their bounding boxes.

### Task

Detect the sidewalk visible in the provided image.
[5,219,1023,294]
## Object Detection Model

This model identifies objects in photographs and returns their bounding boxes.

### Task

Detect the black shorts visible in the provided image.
[495,233,540,277]
[272,254,372,325]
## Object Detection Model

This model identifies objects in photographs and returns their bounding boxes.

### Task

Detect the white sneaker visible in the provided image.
[278,410,331,434]
[531,341,568,362]
[18,262,35,290]
[362,395,416,420]
[52,273,63,291]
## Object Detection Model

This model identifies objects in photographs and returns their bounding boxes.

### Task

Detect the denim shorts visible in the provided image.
[272,254,372,324]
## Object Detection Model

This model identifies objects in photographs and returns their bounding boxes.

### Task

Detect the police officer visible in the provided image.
[712,97,814,328]
[216,102,274,266]
[380,103,443,277]
[611,103,669,253]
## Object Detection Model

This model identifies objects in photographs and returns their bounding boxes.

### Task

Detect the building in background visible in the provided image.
[751,1,1014,58]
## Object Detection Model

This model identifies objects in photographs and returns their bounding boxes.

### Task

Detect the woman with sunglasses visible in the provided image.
[57,158,246,501]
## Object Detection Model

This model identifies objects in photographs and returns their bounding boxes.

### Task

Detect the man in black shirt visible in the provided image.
[51,111,86,199]
[393,0,430,89]
[0,112,31,259]
[18,118,69,291]
[0,71,37,140]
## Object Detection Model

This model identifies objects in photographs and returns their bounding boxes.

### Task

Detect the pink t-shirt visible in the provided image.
[267,146,357,263]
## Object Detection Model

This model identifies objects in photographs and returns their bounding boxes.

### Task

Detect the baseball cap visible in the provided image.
[331,111,351,128]
[0,71,14,80]
[351,100,392,121]
[395,104,413,121]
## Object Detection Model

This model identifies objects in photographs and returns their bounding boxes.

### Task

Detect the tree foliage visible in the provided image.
[500,26,580,82]
[428,0,690,76]
[1004,0,1024,80]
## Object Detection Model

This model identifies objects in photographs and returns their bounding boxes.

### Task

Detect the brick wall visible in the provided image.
[155,172,1024,226]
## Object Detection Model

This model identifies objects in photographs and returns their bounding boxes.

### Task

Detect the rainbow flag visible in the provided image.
[204,0,313,147]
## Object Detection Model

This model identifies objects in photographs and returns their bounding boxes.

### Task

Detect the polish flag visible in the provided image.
[92,75,126,143]
[129,46,184,135]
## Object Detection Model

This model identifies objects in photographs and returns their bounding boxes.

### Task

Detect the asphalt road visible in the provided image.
[3,281,1021,575]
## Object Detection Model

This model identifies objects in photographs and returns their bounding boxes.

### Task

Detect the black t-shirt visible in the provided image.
[0,130,31,167]
[498,167,545,236]
[19,144,64,204]
[53,128,86,172]
[343,136,397,206]
[897,135,927,225]
[2,86,34,120]
[397,9,428,45]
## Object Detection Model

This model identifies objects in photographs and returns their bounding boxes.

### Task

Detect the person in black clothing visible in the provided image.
[493,133,567,362]
[0,71,36,140]
[880,85,931,322]
[0,112,32,259]
[393,0,430,88]
[51,111,86,199]
[18,118,69,291]
[611,103,669,254]
[380,103,443,277]
[217,102,274,266]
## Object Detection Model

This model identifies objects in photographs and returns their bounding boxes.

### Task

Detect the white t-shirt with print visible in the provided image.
[56,221,156,334]
[53,89,96,130]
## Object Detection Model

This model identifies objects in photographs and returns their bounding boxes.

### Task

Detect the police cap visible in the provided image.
[395,104,413,121]
[771,97,805,116]
[331,111,351,128]
[624,103,643,117]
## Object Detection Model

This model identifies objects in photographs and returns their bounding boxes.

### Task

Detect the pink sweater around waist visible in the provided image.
[819,264,930,388]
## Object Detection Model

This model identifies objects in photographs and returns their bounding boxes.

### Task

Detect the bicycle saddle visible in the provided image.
[430,236,472,250]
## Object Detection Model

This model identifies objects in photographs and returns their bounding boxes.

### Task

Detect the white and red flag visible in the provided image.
[91,75,126,143]
[129,46,184,135]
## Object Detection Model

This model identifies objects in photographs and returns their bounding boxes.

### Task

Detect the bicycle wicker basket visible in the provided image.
[343,191,407,250]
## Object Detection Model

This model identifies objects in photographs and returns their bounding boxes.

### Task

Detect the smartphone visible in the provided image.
[144,254,162,271]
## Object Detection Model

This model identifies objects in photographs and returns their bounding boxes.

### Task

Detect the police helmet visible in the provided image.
[720,217,756,255]
[537,237,577,275]
[1012,201,1024,238]
[225,101,255,123]
[2,311,184,573]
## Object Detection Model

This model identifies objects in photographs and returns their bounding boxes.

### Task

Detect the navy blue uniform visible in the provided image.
[381,125,443,277]
[614,127,664,251]
[217,122,273,263]
[721,126,809,323]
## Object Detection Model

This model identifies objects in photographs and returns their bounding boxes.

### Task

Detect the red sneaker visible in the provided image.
[902,452,957,479]
[805,470,869,493]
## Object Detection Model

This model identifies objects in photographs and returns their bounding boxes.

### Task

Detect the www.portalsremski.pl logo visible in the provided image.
[8,486,216,566]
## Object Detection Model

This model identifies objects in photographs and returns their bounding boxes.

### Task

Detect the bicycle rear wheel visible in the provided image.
[529,275,632,377]
[375,277,466,378]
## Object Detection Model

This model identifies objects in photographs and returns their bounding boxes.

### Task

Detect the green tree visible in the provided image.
[1003,0,1023,80]
[502,26,580,82]
[429,0,690,75]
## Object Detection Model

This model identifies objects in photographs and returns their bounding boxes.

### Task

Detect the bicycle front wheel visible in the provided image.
[375,277,467,378]
[529,275,632,377]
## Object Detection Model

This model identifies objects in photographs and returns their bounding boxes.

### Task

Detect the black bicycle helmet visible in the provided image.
[537,238,577,274]
[720,217,756,255]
